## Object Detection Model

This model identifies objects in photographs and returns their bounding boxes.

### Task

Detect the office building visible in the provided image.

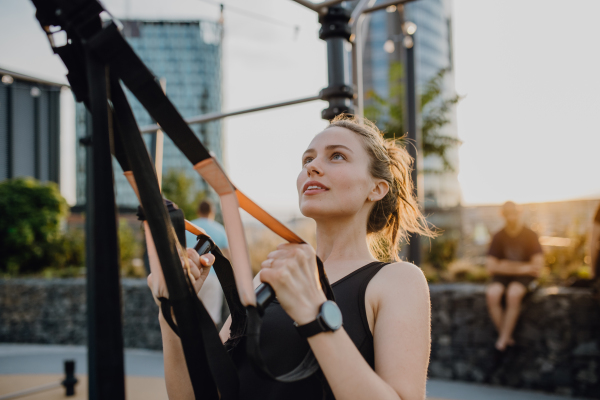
[363,0,461,210]
[0,67,63,185]
[75,19,223,210]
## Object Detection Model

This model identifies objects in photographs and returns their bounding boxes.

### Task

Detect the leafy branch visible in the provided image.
[365,64,463,173]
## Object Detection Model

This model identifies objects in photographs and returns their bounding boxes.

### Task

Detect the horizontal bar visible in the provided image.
[361,0,416,14]
[140,94,322,133]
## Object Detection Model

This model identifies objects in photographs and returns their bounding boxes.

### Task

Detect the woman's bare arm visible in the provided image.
[161,270,264,398]
[159,308,196,400]
[307,262,431,400]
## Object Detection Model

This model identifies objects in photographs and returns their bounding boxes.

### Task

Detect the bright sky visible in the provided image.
[2,0,600,216]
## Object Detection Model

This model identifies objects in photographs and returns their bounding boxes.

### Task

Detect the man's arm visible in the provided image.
[486,254,543,277]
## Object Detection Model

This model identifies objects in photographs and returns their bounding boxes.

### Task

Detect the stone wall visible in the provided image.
[429,284,600,398]
[0,278,162,350]
[1,279,599,397]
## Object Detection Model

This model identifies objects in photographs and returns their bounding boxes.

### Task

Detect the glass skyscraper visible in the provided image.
[363,0,460,210]
[75,19,223,209]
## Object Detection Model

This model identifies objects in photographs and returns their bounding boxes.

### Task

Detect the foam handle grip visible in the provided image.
[255,283,275,316]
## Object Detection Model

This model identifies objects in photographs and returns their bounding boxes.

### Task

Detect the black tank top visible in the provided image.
[231,261,389,400]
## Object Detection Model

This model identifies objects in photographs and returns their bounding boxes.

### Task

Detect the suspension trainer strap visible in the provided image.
[109,77,240,399]
[87,20,337,381]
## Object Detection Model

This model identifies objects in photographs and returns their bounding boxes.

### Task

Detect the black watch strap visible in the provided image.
[294,301,342,338]
[295,319,326,338]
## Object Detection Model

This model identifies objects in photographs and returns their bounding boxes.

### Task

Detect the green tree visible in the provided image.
[365,64,462,173]
[0,178,69,274]
[161,168,206,219]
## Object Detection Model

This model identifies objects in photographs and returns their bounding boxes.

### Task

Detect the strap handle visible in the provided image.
[246,256,335,382]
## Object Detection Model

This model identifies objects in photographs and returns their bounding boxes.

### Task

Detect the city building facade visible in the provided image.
[362,0,461,210]
[0,68,63,185]
[75,19,223,210]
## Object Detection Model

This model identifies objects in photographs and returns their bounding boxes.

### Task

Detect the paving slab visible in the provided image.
[0,344,590,400]
[0,344,163,377]
[0,374,167,399]
[426,378,589,400]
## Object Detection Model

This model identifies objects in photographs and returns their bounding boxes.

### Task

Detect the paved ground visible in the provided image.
[0,344,590,400]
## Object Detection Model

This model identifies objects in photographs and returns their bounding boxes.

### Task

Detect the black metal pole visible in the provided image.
[62,360,78,396]
[84,51,126,400]
[319,5,354,120]
[405,32,421,266]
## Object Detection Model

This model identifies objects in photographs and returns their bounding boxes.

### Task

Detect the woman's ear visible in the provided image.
[370,180,389,202]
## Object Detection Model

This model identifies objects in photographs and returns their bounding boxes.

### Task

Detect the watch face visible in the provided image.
[321,301,343,330]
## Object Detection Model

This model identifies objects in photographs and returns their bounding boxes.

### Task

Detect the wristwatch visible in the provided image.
[294,300,343,338]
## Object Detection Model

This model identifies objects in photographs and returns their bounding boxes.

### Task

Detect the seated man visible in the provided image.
[485,201,544,351]
[185,200,229,326]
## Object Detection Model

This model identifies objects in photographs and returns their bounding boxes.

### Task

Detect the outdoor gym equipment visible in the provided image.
[0,360,77,400]
[29,0,416,398]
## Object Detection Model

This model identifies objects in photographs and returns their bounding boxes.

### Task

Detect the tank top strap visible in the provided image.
[357,262,391,340]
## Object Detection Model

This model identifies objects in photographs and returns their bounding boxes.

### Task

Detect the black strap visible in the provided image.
[89,22,211,165]
[109,74,239,399]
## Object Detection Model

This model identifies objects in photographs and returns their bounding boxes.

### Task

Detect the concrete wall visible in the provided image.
[1,279,599,397]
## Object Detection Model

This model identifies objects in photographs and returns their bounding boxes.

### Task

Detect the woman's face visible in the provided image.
[297,127,380,220]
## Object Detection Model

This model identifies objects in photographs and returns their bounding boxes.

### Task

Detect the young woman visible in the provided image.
[149,115,435,400]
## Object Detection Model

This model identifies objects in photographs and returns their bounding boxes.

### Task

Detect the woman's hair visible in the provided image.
[326,114,437,262]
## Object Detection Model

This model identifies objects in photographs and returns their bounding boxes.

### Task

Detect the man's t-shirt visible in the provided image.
[185,217,229,250]
[487,227,543,263]
[185,218,229,277]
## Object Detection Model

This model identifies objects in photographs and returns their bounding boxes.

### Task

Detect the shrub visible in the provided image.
[118,219,144,278]
[161,168,205,219]
[0,178,69,274]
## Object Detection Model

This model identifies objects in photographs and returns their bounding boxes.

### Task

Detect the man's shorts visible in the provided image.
[491,275,537,291]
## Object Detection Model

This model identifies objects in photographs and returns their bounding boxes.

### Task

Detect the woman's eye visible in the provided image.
[331,153,345,161]
[303,157,314,166]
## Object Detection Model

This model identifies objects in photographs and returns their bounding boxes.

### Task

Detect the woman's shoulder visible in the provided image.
[369,261,430,304]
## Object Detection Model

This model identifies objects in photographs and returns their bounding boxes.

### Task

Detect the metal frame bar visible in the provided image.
[140,94,321,133]
[362,0,412,14]
[291,0,347,13]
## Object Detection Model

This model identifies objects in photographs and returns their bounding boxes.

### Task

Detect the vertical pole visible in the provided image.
[49,90,61,185]
[319,5,354,120]
[84,51,126,400]
[405,30,421,266]
[6,84,12,179]
[33,92,40,180]
[148,79,166,190]
[155,78,166,190]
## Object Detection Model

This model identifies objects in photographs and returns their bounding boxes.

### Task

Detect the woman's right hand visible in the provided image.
[147,248,216,305]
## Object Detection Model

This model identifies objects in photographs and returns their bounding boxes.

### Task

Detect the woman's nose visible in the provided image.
[307,160,322,176]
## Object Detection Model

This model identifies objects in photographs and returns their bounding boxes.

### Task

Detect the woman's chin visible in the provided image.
[299,203,343,220]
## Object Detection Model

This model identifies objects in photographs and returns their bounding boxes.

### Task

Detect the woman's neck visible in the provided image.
[314,213,375,267]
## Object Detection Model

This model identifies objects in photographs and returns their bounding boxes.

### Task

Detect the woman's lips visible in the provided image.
[303,181,329,195]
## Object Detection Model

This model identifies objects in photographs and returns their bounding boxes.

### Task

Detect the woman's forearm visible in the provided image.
[308,328,402,400]
[159,310,195,400]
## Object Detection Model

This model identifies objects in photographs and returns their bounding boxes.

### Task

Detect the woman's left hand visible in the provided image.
[260,243,327,325]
